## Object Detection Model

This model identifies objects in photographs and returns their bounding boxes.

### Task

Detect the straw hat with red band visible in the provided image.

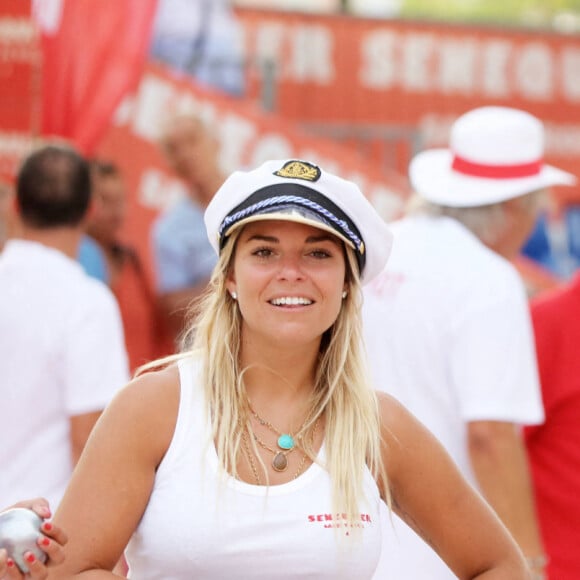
[409,106,576,208]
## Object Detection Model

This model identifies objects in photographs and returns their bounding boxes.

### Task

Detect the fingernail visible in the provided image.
[26,552,36,563]
[43,522,53,531]
[41,537,50,547]
[7,558,15,567]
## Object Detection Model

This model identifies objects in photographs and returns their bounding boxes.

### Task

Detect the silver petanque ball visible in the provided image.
[0,507,47,573]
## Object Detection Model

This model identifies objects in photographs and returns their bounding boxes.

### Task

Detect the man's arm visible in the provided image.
[69,411,102,465]
[468,420,546,577]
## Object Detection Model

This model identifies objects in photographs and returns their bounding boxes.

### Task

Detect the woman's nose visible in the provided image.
[276,254,305,280]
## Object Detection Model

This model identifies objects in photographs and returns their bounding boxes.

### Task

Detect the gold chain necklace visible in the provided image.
[248,402,311,452]
[247,401,314,472]
[241,418,320,484]
[251,431,296,472]
[241,430,262,484]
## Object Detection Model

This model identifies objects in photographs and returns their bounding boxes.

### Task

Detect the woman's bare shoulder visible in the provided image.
[99,363,181,461]
[375,390,410,429]
[375,390,438,457]
[116,363,180,413]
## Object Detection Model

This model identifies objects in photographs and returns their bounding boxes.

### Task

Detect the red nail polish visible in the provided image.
[7,559,15,567]
[41,537,50,546]
[26,552,36,563]
[43,522,53,531]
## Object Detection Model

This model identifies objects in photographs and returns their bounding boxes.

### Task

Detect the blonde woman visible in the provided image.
[50,160,527,579]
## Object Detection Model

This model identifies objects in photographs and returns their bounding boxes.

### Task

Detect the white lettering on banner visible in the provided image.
[0,132,36,158]
[254,22,285,63]
[402,33,434,92]
[139,169,186,210]
[218,114,257,172]
[359,30,397,88]
[242,17,580,103]
[253,22,334,83]
[438,39,477,95]
[31,0,64,35]
[174,93,218,129]
[290,25,334,83]
[126,70,406,213]
[545,123,580,156]
[358,29,580,103]
[514,42,553,101]
[133,76,176,141]
[0,18,38,62]
[561,47,580,101]
[481,40,511,97]
[130,75,219,142]
[0,19,36,45]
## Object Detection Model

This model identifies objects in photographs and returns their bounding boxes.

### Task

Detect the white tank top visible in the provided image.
[125,357,382,579]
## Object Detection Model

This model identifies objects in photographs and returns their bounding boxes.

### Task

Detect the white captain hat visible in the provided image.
[204,159,393,284]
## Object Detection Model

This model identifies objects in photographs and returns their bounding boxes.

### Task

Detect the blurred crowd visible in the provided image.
[1,106,578,580]
[0,1,579,578]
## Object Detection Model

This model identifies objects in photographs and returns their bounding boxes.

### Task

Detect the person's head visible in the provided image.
[87,160,127,245]
[408,106,576,257]
[183,159,392,519]
[16,144,91,230]
[158,114,222,203]
[200,158,392,351]
[408,190,547,259]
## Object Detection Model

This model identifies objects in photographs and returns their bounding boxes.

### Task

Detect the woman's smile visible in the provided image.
[227,220,346,347]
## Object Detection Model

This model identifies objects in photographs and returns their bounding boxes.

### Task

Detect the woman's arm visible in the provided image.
[48,365,180,579]
[378,392,528,579]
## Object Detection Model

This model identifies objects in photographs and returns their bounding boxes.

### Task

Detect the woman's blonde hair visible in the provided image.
[152,226,388,522]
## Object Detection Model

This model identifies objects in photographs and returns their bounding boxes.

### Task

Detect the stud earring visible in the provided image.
[342,291,348,299]
[231,291,238,300]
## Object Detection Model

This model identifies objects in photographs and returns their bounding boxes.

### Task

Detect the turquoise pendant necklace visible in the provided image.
[249,405,296,450]
[248,403,311,471]
[277,433,295,450]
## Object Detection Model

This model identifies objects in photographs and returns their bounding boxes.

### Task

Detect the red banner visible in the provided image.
[0,0,39,181]
[237,8,580,205]
[34,0,158,154]
[96,62,410,282]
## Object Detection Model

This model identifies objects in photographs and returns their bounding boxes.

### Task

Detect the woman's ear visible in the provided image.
[225,270,236,297]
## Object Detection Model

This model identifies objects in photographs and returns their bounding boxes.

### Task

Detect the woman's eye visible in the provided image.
[309,249,331,259]
[252,247,273,258]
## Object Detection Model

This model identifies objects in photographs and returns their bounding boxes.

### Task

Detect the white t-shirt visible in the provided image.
[0,240,129,509]
[362,215,543,579]
[125,357,383,579]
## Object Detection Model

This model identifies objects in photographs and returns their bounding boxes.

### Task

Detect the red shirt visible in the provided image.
[525,273,580,579]
[111,246,171,373]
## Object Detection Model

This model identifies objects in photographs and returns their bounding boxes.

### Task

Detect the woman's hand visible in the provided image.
[0,498,67,579]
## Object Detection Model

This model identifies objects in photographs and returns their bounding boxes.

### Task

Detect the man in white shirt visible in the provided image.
[363,107,576,580]
[0,144,129,510]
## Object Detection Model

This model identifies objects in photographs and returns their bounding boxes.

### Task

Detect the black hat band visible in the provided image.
[218,183,366,273]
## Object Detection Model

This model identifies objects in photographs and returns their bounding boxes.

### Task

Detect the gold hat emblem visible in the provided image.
[274,160,321,182]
